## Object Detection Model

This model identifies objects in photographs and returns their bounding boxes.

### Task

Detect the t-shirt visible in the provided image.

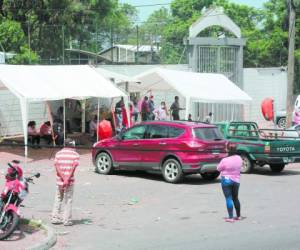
[170,101,180,116]
[217,155,242,183]
[141,100,150,113]
[54,148,79,186]
[40,124,51,136]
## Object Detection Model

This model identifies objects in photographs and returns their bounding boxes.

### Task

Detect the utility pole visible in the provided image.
[286,0,296,127]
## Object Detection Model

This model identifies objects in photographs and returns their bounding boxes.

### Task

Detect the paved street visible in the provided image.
[0,148,300,250]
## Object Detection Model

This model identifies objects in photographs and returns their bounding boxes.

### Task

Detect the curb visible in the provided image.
[22,219,57,250]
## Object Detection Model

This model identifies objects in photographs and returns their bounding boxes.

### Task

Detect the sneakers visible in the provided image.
[63,221,73,226]
[51,219,62,225]
[234,216,242,221]
[225,218,235,223]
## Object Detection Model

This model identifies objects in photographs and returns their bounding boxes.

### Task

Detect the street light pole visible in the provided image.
[286,0,296,127]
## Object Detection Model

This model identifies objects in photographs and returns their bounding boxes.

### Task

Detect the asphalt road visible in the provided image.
[0,148,300,250]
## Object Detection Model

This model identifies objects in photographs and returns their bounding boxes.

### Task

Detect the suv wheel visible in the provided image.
[201,171,220,180]
[162,159,183,183]
[95,152,114,175]
[240,154,253,173]
[270,164,285,173]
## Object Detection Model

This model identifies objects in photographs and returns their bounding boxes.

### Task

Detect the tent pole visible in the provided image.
[81,100,86,133]
[46,101,56,146]
[185,96,190,120]
[63,99,66,145]
[231,104,235,121]
[20,98,28,161]
[97,98,100,142]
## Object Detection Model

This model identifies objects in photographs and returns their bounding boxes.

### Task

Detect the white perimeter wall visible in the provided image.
[243,68,287,126]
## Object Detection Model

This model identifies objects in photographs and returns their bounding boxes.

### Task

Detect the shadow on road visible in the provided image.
[251,167,300,176]
[3,222,39,242]
[114,170,220,186]
[0,146,90,163]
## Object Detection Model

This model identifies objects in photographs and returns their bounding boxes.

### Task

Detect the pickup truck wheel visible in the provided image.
[95,152,114,175]
[240,154,253,173]
[270,164,285,173]
[162,159,183,183]
[200,171,220,180]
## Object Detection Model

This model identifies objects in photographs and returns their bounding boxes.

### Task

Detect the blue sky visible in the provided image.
[119,0,268,22]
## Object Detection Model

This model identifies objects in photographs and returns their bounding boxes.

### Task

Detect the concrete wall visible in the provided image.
[243,68,287,126]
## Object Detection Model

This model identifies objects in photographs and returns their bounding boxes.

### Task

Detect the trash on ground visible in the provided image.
[128,197,139,205]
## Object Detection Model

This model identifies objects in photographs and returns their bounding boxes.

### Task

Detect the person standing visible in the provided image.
[141,96,150,121]
[51,139,79,226]
[217,153,242,223]
[170,96,183,121]
[204,112,213,123]
[155,101,169,120]
[89,115,98,139]
[149,95,155,120]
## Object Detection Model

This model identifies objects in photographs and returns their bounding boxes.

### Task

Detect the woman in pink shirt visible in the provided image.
[217,153,242,223]
[27,121,41,148]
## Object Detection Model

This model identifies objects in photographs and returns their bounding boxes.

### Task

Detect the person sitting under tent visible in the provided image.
[53,119,64,145]
[28,121,40,148]
[40,121,53,145]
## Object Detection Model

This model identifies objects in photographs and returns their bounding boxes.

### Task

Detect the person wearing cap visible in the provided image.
[51,139,79,226]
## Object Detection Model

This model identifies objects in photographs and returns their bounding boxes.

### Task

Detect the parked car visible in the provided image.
[275,95,300,128]
[215,121,300,173]
[92,121,227,183]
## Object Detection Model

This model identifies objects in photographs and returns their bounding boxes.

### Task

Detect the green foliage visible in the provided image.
[8,45,39,64]
[0,20,25,51]
[0,0,137,63]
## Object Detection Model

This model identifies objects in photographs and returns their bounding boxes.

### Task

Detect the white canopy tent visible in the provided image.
[131,68,252,119]
[0,65,127,156]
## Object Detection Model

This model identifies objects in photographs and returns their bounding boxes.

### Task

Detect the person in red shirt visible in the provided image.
[40,121,52,145]
[51,139,79,226]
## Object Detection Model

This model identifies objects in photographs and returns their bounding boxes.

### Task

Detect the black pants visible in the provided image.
[221,177,241,218]
[141,112,149,121]
[29,135,40,145]
[42,135,52,145]
[172,113,180,121]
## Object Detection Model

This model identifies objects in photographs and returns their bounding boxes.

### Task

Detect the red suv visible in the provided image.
[92,121,227,183]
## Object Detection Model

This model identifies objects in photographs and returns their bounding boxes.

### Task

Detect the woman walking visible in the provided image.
[217,153,242,223]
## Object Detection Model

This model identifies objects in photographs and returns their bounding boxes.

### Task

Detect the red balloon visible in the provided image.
[97,120,113,141]
[261,98,274,121]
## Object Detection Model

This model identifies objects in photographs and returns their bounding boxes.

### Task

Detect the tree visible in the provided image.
[0,19,38,64]
[0,0,137,63]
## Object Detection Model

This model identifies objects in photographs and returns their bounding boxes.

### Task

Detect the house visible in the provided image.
[99,44,160,64]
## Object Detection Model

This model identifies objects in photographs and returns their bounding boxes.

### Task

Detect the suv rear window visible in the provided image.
[193,127,223,140]
[169,127,184,138]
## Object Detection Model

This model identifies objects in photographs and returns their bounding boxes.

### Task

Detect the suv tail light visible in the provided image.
[186,141,205,151]
[264,142,271,153]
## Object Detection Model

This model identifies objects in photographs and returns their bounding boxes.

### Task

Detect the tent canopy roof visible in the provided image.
[132,68,252,104]
[0,65,126,101]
